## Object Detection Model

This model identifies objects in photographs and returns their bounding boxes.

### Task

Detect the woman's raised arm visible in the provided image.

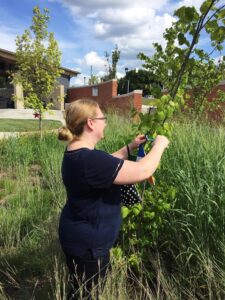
[113,135,169,185]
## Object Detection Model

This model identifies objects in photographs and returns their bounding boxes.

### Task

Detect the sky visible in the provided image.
[0,0,224,86]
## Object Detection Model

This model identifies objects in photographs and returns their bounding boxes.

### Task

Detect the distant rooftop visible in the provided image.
[0,48,80,78]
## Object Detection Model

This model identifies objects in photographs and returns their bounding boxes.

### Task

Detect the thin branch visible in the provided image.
[171,0,219,99]
[202,4,225,28]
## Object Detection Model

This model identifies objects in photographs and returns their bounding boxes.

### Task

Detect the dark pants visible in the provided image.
[65,250,110,300]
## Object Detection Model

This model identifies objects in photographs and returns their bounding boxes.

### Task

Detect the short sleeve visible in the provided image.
[84,150,124,188]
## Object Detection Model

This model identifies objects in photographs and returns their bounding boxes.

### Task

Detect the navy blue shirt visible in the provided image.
[59,148,124,259]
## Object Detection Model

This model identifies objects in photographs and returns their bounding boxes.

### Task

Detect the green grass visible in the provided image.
[0,119,62,132]
[0,114,225,299]
[156,122,225,297]
[142,98,158,106]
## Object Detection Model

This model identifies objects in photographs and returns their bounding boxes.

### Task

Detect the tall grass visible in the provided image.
[156,122,225,298]
[0,115,225,299]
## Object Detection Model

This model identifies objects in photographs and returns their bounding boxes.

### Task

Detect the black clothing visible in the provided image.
[66,250,110,300]
[59,148,124,258]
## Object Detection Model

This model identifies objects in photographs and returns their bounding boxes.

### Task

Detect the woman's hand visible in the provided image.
[129,134,146,151]
[152,135,170,150]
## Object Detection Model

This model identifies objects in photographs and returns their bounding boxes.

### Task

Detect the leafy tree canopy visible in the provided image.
[138,0,225,118]
[15,6,62,115]
[117,69,162,97]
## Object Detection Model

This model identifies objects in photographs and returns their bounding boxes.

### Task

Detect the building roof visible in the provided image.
[0,48,80,77]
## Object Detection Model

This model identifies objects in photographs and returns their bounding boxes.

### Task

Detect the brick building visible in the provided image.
[67,79,143,113]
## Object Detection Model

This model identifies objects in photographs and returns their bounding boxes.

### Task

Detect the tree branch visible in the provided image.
[170,0,218,99]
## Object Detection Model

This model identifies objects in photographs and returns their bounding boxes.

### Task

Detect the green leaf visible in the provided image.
[178,33,190,46]
[205,19,218,34]
[218,9,225,20]
[185,7,196,22]
[156,111,165,121]
[121,206,130,219]
[143,211,155,219]
[200,0,212,14]
[174,6,196,23]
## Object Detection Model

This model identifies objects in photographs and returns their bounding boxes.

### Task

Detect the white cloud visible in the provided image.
[71,51,107,81]
[70,75,85,87]
[214,55,224,65]
[116,71,124,79]
[0,26,17,51]
[106,12,175,58]
[94,23,110,36]
[54,0,169,15]
[176,0,203,10]
[57,1,176,63]
[84,51,106,70]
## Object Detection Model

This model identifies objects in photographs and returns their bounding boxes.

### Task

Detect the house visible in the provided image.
[0,48,79,110]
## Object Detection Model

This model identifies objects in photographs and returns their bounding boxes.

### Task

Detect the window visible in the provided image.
[0,76,6,88]
[92,86,98,96]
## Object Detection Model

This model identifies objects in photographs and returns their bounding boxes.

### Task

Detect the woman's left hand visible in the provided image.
[129,134,146,151]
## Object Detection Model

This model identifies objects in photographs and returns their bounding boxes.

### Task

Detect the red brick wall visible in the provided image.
[67,80,142,112]
[207,82,225,121]
[106,91,142,113]
[167,82,225,122]
[208,82,225,100]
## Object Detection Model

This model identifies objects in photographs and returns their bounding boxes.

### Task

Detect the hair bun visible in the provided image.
[58,126,74,142]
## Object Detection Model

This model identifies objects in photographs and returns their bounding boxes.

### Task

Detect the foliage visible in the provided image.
[138,0,225,118]
[102,45,120,81]
[117,69,162,97]
[88,74,101,85]
[186,58,225,118]
[120,183,176,268]
[14,6,62,131]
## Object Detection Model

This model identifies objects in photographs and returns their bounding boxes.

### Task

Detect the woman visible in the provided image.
[58,99,169,300]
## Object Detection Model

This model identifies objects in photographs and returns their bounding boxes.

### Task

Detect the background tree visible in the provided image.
[117,69,162,97]
[102,45,120,81]
[15,6,62,132]
[88,74,100,85]
[138,0,225,119]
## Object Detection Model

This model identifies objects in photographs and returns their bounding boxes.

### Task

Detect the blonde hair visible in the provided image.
[58,99,99,142]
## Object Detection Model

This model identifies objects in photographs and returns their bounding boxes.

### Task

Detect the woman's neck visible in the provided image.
[67,139,95,151]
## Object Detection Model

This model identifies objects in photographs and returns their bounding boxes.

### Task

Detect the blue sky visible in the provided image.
[0,0,224,86]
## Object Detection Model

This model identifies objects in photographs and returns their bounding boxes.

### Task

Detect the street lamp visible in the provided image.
[125,67,129,93]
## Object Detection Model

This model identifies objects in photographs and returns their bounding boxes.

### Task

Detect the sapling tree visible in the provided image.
[102,45,120,81]
[138,0,225,120]
[119,0,225,269]
[15,6,62,133]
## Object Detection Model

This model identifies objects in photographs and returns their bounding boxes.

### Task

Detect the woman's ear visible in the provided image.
[86,118,95,131]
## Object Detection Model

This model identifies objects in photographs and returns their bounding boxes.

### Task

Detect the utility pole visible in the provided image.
[125,67,129,93]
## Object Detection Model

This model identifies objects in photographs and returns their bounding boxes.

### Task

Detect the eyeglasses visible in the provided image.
[93,117,107,121]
